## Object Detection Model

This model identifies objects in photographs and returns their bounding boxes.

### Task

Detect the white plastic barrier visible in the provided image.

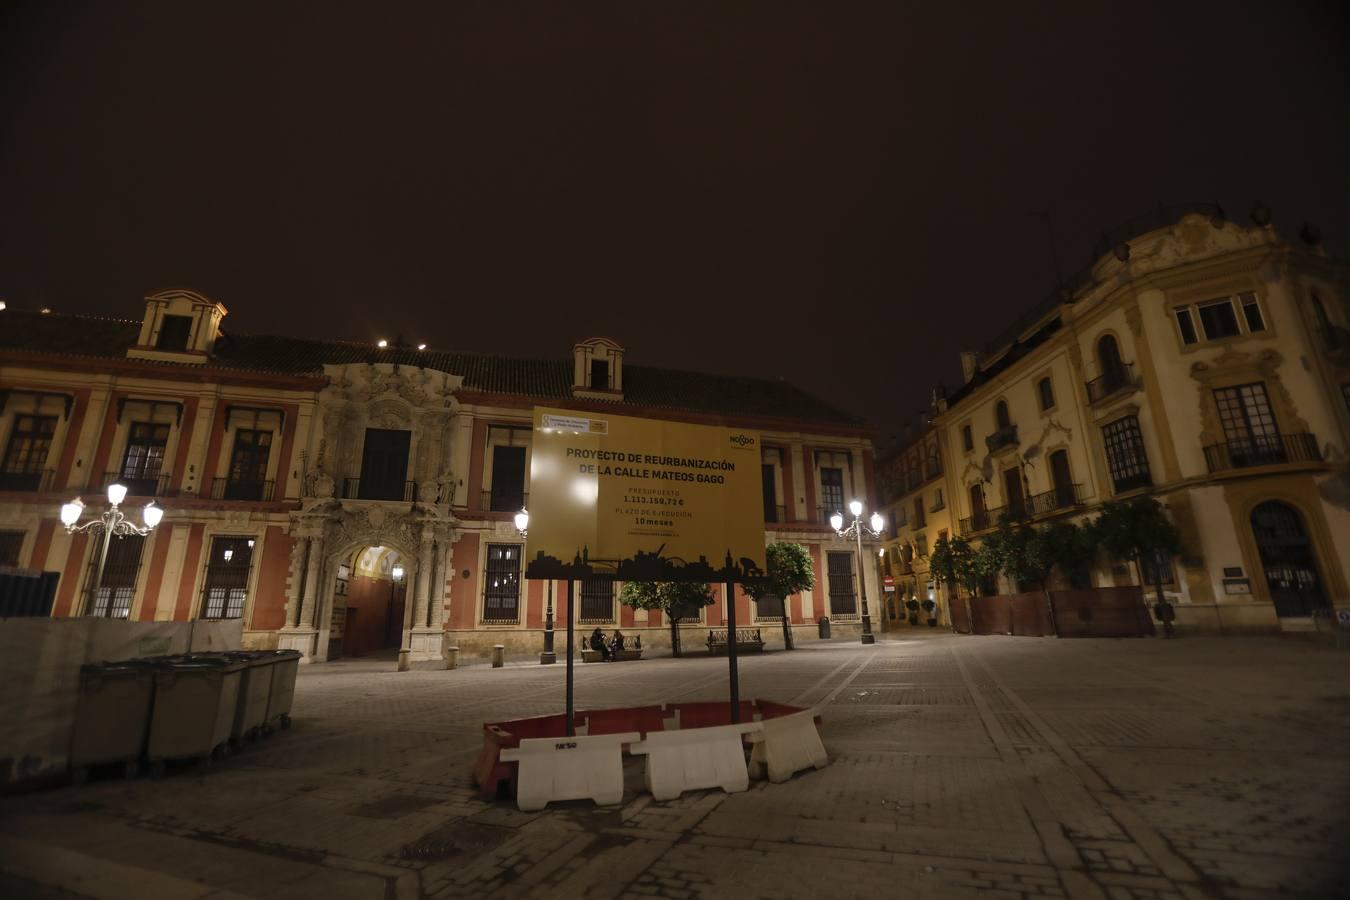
[747,707,827,783]
[498,731,639,811]
[629,721,762,801]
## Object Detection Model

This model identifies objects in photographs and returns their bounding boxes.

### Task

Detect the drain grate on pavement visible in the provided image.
[400,821,513,861]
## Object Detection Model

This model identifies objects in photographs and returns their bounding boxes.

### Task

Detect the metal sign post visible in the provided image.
[726,579,739,722]
[565,579,575,736]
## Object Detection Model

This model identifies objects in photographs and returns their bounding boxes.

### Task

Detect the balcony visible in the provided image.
[1111,472,1153,494]
[481,488,529,513]
[764,504,788,524]
[208,478,276,502]
[985,425,1019,453]
[0,468,55,492]
[1026,483,1085,517]
[99,471,171,498]
[1086,363,1138,404]
[1203,433,1322,474]
[959,506,1004,534]
[342,478,417,502]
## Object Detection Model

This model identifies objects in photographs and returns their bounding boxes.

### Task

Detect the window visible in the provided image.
[1141,549,1175,586]
[820,466,845,520]
[1037,377,1055,410]
[225,428,273,500]
[1101,415,1152,493]
[156,314,193,351]
[489,445,527,511]
[482,544,521,622]
[914,533,927,558]
[119,422,170,495]
[761,463,778,522]
[826,552,856,616]
[926,449,942,478]
[590,359,609,390]
[995,400,1011,430]
[1343,383,1350,413]
[1213,383,1282,465]
[0,531,23,566]
[1240,293,1265,332]
[86,534,145,618]
[1,414,56,491]
[1049,449,1075,507]
[1003,467,1025,520]
[895,504,907,527]
[202,536,254,619]
[1174,308,1199,345]
[580,577,615,623]
[1097,334,1124,376]
[913,496,925,528]
[932,488,945,510]
[356,428,409,501]
[961,425,973,452]
[1197,299,1241,340]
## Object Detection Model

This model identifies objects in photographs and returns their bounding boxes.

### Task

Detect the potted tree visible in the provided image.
[617,581,716,657]
[920,595,937,627]
[905,596,920,625]
[1091,498,1183,638]
[743,542,815,650]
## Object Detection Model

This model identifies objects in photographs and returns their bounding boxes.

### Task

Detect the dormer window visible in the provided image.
[157,315,193,351]
[591,359,610,390]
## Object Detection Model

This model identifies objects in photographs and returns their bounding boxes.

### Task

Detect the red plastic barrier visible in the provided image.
[670,701,757,729]
[754,699,822,727]
[473,712,570,799]
[583,705,667,737]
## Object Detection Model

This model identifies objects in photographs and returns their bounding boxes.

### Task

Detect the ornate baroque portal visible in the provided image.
[278,363,460,661]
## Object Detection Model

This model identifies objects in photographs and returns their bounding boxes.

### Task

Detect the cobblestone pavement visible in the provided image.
[3,633,1350,899]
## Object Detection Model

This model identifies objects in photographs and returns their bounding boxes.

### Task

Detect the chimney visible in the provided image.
[960,351,979,384]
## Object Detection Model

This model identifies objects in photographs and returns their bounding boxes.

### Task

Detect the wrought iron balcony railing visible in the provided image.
[208,478,276,501]
[100,471,171,498]
[1026,483,1085,517]
[0,468,55,493]
[985,425,1019,452]
[1086,363,1138,404]
[342,478,417,502]
[1203,433,1321,473]
[959,506,1004,534]
[481,489,529,513]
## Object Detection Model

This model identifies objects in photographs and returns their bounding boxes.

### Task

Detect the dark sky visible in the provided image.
[3,2,1347,443]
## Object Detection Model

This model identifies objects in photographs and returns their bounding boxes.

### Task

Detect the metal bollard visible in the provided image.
[491,644,505,668]
[444,645,460,670]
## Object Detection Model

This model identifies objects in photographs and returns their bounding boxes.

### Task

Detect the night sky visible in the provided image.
[3,2,1347,442]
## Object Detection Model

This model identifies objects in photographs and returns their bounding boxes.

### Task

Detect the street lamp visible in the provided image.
[61,483,163,614]
[514,508,556,665]
[830,498,884,645]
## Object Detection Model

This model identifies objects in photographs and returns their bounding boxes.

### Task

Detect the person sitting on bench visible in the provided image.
[590,627,612,661]
[609,629,626,659]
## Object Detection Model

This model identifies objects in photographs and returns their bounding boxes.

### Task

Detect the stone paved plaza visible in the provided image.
[2,632,1350,899]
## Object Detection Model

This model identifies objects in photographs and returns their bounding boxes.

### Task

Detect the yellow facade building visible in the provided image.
[924,205,1348,632]
[876,421,952,628]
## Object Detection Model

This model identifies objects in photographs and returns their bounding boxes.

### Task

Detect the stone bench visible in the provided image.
[706,628,765,655]
[580,638,644,662]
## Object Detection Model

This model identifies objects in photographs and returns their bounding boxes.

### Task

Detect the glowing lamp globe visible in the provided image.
[829,512,844,532]
[60,498,84,527]
[143,503,163,529]
[869,512,884,533]
[514,508,530,534]
[106,483,128,506]
[849,499,863,517]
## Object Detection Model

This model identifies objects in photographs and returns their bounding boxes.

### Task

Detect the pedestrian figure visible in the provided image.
[590,626,612,661]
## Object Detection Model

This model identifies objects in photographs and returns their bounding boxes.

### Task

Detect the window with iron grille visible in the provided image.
[120,421,170,493]
[1141,549,1175,586]
[580,577,615,623]
[1038,376,1055,410]
[1,414,56,490]
[227,428,272,499]
[86,534,145,618]
[1214,383,1279,452]
[202,536,255,618]
[0,530,23,566]
[482,544,521,622]
[820,467,845,518]
[827,551,856,615]
[1101,415,1152,493]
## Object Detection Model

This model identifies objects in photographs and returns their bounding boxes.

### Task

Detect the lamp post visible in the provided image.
[830,499,884,645]
[514,508,555,665]
[61,483,163,615]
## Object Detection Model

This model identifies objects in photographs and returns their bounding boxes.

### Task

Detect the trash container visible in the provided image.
[261,649,302,732]
[221,651,277,743]
[146,655,245,774]
[818,617,831,639]
[70,660,156,782]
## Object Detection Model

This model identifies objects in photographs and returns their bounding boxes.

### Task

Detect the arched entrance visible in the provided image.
[1250,501,1328,618]
[329,545,408,658]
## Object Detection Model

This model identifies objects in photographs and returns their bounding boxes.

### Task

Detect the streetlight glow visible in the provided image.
[514,508,530,535]
[870,512,884,533]
[831,498,884,645]
[377,338,388,348]
[60,498,84,527]
[829,512,844,531]
[849,499,863,517]
[143,503,163,529]
[106,483,128,506]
